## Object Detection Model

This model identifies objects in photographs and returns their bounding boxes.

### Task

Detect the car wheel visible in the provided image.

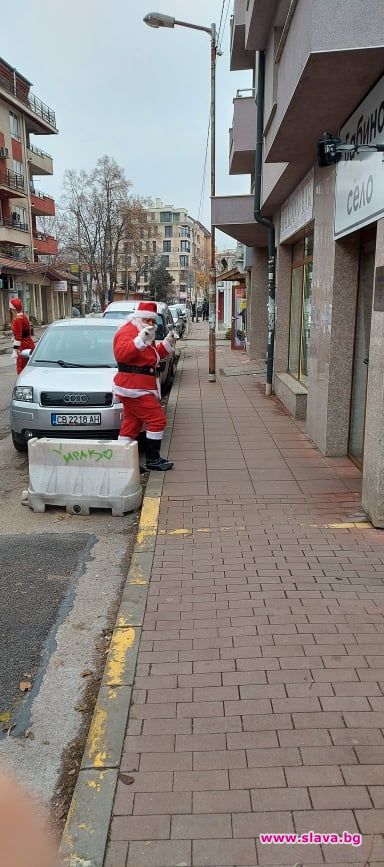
[12,431,27,452]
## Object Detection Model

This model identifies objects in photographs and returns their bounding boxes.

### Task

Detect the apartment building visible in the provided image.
[212,0,384,526]
[117,199,210,302]
[0,56,73,327]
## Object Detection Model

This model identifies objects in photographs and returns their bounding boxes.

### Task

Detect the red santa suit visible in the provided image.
[113,302,175,472]
[9,298,35,374]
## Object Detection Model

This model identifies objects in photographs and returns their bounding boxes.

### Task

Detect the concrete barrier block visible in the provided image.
[25,438,143,515]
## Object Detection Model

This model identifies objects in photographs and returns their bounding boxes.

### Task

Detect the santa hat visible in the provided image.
[128,300,158,322]
[9,297,22,312]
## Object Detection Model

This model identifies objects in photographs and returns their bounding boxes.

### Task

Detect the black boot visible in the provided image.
[145,438,174,471]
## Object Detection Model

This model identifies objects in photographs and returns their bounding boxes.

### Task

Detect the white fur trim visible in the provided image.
[127,310,157,322]
[114,384,159,398]
[163,339,173,354]
[133,334,147,350]
[118,435,134,443]
[146,430,164,440]
[13,340,21,347]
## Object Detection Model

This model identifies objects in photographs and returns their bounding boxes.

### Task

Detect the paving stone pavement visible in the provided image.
[104,323,384,866]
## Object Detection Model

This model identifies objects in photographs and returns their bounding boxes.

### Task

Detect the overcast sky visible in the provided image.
[2,0,252,250]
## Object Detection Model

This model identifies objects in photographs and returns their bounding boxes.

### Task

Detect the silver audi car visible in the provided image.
[10,317,176,452]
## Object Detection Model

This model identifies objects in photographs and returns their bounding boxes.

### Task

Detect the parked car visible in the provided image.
[168,305,185,338]
[103,300,179,390]
[10,318,176,452]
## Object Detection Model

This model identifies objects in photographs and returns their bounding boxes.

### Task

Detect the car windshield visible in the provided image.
[104,312,165,339]
[30,324,118,368]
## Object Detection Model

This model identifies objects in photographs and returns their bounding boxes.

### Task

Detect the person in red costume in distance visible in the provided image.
[113,300,176,471]
[9,297,35,374]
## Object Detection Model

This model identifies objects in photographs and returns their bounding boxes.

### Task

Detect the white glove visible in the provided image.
[139,325,156,345]
[11,349,18,360]
[166,330,177,345]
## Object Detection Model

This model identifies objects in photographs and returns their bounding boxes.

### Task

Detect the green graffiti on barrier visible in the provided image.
[52,443,113,465]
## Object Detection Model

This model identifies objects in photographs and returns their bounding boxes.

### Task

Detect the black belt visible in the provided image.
[117,362,157,375]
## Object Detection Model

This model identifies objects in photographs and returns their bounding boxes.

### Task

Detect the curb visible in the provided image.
[58,356,183,867]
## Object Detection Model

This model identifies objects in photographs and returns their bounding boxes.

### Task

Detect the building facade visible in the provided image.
[216,242,245,330]
[117,199,210,302]
[0,56,68,326]
[212,0,384,526]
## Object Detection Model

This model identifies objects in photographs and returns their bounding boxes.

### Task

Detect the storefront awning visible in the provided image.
[216,267,245,283]
[0,256,78,283]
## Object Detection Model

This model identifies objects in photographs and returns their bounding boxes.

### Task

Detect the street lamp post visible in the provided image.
[144,11,218,382]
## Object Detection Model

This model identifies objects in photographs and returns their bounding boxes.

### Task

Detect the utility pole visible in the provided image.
[208,22,217,381]
[77,208,85,316]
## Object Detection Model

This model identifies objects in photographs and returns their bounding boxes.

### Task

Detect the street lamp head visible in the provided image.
[143,12,175,28]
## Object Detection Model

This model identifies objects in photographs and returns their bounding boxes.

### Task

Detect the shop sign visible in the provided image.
[280,169,314,243]
[335,74,384,238]
[53,281,68,292]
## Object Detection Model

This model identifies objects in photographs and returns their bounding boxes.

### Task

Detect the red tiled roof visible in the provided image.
[0,256,78,282]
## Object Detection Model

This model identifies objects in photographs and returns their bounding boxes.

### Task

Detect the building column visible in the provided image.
[274,216,292,374]
[306,165,360,455]
[245,247,268,361]
[362,217,384,526]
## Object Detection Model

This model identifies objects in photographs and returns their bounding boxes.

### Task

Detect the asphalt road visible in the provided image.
[0,357,139,802]
[0,533,92,729]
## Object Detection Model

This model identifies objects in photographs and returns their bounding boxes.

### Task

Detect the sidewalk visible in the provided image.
[101,323,384,865]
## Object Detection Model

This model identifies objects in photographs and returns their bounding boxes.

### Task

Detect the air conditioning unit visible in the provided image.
[0,147,9,158]
[12,212,21,222]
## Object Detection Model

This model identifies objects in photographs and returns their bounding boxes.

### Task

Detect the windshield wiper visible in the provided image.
[34,359,116,368]
[34,359,85,367]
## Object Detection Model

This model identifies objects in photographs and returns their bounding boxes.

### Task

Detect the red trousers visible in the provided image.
[120,393,166,440]
[16,338,35,374]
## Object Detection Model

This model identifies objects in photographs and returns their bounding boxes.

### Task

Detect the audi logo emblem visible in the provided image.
[63,393,89,404]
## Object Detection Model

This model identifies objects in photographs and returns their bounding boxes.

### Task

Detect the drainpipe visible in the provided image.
[253,51,275,396]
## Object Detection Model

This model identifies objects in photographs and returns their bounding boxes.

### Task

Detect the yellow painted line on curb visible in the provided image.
[86,705,108,768]
[103,627,136,686]
[136,496,160,544]
[158,525,247,536]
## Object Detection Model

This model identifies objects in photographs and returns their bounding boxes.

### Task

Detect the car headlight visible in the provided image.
[13,386,34,402]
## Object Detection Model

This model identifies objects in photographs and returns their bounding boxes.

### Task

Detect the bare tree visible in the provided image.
[58,156,144,306]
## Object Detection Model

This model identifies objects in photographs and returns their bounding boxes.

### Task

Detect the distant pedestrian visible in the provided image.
[9,297,35,374]
[191,301,196,322]
[202,299,209,322]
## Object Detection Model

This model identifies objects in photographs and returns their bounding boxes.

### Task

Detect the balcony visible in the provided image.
[230,0,254,71]
[211,194,266,246]
[0,73,57,135]
[0,168,26,197]
[245,0,279,50]
[265,0,384,167]
[30,187,55,217]
[0,217,30,246]
[229,91,256,175]
[33,232,58,256]
[27,143,53,176]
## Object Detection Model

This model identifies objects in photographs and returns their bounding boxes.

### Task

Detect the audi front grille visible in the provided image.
[40,391,113,407]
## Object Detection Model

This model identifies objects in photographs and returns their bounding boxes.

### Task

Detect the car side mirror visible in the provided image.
[20,348,32,359]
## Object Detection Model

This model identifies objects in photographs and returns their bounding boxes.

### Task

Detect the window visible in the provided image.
[146,241,150,252]
[127,256,131,267]
[152,241,156,253]
[165,225,173,238]
[288,235,313,385]
[180,255,189,268]
[12,159,23,176]
[172,212,180,222]
[160,211,172,222]
[180,226,190,238]
[151,213,155,221]
[163,240,171,252]
[9,111,20,139]
[181,240,190,253]
[161,255,169,268]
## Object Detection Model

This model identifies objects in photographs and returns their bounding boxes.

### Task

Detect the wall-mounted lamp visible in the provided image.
[318,132,384,167]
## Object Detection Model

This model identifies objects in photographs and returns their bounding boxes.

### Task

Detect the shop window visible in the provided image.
[288,234,313,385]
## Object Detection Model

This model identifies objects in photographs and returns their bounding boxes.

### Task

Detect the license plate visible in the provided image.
[51,413,101,426]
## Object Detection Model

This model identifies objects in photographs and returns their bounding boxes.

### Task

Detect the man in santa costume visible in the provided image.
[113,300,176,471]
[9,297,35,374]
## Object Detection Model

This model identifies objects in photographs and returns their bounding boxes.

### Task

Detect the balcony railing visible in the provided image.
[235,88,255,98]
[0,73,56,129]
[33,231,55,242]
[0,217,29,232]
[0,168,25,192]
[27,142,52,160]
[29,185,54,203]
